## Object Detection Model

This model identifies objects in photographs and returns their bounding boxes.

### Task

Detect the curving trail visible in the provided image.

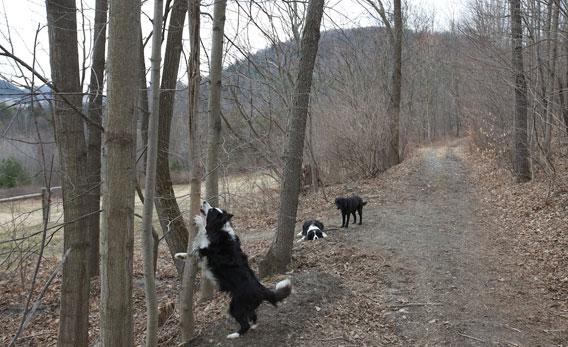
[355,144,565,346]
[192,144,566,346]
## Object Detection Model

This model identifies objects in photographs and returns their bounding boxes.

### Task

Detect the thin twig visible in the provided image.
[388,302,443,309]
[9,187,52,346]
[457,332,486,343]
[21,248,71,332]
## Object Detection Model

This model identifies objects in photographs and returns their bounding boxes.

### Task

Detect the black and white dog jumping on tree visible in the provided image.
[175,201,292,339]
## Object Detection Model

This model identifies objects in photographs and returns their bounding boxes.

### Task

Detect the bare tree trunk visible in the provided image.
[141,0,164,344]
[559,84,568,133]
[388,0,402,165]
[259,0,325,278]
[202,0,227,302]
[363,0,402,166]
[307,111,319,193]
[543,0,560,159]
[45,1,91,346]
[86,0,107,278]
[510,0,531,182]
[100,0,140,344]
[154,0,190,275]
[138,27,150,169]
[557,17,568,137]
[562,38,568,136]
[205,0,227,207]
[179,0,201,342]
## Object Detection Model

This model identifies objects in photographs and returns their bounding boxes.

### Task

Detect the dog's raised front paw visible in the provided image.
[194,215,205,227]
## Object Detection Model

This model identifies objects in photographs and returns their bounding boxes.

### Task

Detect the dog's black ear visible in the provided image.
[225,213,234,221]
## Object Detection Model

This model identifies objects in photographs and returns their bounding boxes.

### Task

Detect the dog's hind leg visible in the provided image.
[249,312,258,329]
[352,211,357,224]
[358,207,363,225]
[229,315,250,338]
[345,212,350,228]
[227,300,251,339]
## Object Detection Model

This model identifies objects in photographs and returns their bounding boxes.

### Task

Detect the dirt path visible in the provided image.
[192,144,566,346]
[349,144,566,346]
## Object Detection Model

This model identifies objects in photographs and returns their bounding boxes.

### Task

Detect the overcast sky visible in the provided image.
[0,0,467,87]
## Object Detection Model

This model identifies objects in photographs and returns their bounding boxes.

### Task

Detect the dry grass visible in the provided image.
[0,171,278,266]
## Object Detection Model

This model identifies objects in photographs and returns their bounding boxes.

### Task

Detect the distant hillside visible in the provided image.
[166,26,395,171]
[0,80,52,104]
[0,80,23,102]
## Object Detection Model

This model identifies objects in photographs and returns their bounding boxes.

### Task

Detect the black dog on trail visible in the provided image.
[335,195,367,228]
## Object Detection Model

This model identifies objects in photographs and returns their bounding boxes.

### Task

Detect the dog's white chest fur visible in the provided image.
[193,215,210,250]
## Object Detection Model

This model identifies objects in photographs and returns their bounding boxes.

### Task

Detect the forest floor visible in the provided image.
[1,140,567,346]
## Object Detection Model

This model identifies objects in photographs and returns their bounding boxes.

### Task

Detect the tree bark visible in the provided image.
[138,27,150,169]
[510,0,531,182]
[259,0,325,278]
[141,0,164,344]
[179,0,201,342]
[202,0,227,302]
[86,0,108,278]
[562,36,568,136]
[100,0,140,344]
[388,0,402,165]
[205,0,227,207]
[154,0,190,276]
[46,1,91,345]
[543,0,560,159]
[363,0,402,166]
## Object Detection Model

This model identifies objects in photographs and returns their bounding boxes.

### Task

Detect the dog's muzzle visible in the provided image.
[201,200,212,216]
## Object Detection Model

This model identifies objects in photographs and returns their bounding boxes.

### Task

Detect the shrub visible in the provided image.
[0,157,30,188]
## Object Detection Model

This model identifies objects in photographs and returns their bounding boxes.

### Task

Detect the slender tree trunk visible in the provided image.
[138,27,150,169]
[307,111,319,193]
[154,0,190,276]
[259,0,325,278]
[86,0,107,278]
[543,0,560,158]
[563,28,568,136]
[141,0,164,345]
[135,26,161,275]
[510,0,531,182]
[100,0,140,344]
[202,0,227,301]
[454,77,461,137]
[180,0,201,341]
[205,0,226,207]
[388,0,402,165]
[559,79,568,135]
[46,1,90,345]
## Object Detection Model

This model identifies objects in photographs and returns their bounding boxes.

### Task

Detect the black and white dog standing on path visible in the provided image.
[175,201,292,339]
[335,195,367,228]
[297,219,327,241]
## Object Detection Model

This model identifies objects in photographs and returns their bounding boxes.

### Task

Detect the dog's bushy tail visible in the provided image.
[263,278,292,307]
[362,201,368,206]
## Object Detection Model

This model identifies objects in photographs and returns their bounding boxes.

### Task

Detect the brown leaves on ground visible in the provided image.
[468,144,568,315]
[1,140,566,345]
